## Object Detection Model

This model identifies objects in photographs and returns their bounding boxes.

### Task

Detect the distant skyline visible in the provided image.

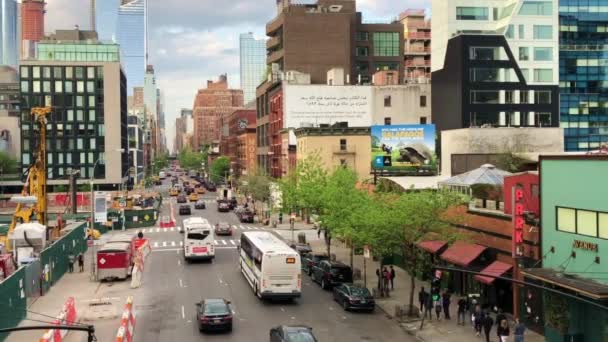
[45,0,431,152]
[0,0,18,67]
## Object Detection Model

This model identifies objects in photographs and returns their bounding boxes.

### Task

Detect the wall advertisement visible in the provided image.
[371,124,437,174]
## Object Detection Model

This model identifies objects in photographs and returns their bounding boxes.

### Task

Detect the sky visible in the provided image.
[45,0,430,153]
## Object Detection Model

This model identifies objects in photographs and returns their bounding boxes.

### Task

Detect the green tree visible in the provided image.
[152,152,169,173]
[295,153,328,221]
[0,151,18,176]
[178,147,204,171]
[278,168,300,215]
[210,156,230,183]
[240,171,271,203]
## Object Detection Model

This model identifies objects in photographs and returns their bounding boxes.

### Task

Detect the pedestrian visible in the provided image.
[424,292,433,320]
[483,313,494,342]
[375,268,381,290]
[418,287,428,315]
[496,309,507,328]
[513,318,526,342]
[497,319,510,342]
[317,227,321,239]
[434,298,442,320]
[67,253,75,273]
[384,268,391,295]
[77,253,84,272]
[442,291,451,319]
[389,266,396,290]
[381,267,389,296]
[473,304,484,336]
[457,296,467,325]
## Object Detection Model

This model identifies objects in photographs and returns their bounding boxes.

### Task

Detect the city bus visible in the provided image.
[239,231,301,300]
[183,217,214,262]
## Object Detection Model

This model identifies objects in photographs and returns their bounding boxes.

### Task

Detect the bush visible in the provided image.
[470,183,503,201]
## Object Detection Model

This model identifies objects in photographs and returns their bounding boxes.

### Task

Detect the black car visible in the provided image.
[206,183,217,192]
[179,205,191,215]
[311,260,353,289]
[333,283,375,312]
[218,201,230,212]
[238,210,254,223]
[215,222,232,236]
[301,253,329,276]
[196,298,233,333]
[185,187,194,195]
[194,200,206,209]
[177,194,187,203]
[229,197,237,209]
[270,326,317,342]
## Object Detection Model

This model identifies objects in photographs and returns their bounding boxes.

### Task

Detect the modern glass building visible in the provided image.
[239,33,266,104]
[117,0,146,92]
[0,0,18,68]
[37,42,120,62]
[94,0,121,42]
[559,1,608,151]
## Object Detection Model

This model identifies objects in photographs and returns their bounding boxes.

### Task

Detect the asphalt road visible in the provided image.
[132,179,414,342]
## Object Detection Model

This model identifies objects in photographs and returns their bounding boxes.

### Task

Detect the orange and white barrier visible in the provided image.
[160,200,177,228]
[130,240,151,289]
[116,296,136,342]
[39,297,77,342]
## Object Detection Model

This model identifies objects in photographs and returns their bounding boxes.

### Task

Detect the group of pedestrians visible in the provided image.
[418,287,452,321]
[471,305,527,342]
[67,253,84,273]
[375,266,395,297]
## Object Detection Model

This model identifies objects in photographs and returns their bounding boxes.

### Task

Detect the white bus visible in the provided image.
[183,217,214,262]
[239,231,301,300]
[159,171,167,180]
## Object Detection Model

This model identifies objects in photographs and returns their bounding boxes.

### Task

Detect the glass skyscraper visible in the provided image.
[0,0,18,67]
[94,0,121,42]
[117,0,146,92]
[239,33,266,104]
[559,0,608,151]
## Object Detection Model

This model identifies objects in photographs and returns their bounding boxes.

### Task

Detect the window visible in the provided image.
[420,117,427,124]
[471,91,500,104]
[470,68,517,82]
[531,184,539,198]
[519,25,525,39]
[20,66,29,78]
[456,7,489,20]
[75,67,84,79]
[77,81,84,93]
[43,81,51,92]
[469,47,507,60]
[340,139,347,151]
[577,210,597,237]
[43,67,51,78]
[533,69,553,82]
[21,81,29,92]
[537,112,551,126]
[87,81,95,93]
[533,47,552,61]
[384,95,391,107]
[600,213,608,239]
[32,67,40,79]
[54,81,63,93]
[420,96,427,107]
[372,32,400,57]
[87,67,95,79]
[65,81,73,92]
[355,47,369,57]
[519,47,529,61]
[519,1,552,16]
[505,25,514,38]
[557,207,576,233]
[384,117,391,125]
[534,91,551,104]
[533,25,553,39]
[65,67,73,78]
[520,91,530,104]
[505,90,514,104]
[356,31,369,41]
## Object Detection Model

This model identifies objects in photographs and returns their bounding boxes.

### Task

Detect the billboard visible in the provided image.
[371,124,437,174]
[94,191,107,223]
[283,85,372,128]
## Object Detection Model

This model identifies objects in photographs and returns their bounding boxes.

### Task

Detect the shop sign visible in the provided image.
[573,240,599,253]
[512,186,525,258]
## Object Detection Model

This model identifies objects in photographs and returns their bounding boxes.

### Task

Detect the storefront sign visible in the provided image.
[512,186,525,258]
[573,240,599,253]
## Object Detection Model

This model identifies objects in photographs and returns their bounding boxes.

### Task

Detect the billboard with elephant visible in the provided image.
[371,125,438,175]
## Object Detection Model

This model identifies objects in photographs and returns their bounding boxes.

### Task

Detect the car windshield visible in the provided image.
[218,223,229,228]
[350,287,371,297]
[203,302,228,314]
[285,330,316,342]
[313,255,328,262]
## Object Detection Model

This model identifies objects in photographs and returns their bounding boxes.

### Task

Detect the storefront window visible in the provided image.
[557,207,575,233]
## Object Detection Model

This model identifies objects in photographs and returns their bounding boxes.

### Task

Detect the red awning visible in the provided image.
[474,261,513,285]
[417,240,447,254]
[440,242,487,267]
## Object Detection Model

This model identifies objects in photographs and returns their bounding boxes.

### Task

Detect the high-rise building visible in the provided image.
[1,0,18,67]
[127,114,144,183]
[143,65,158,157]
[92,0,121,42]
[192,75,244,149]
[0,66,19,159]
[239,32,266,105]
[559,2,608,151]
[117,0,146,90]
[20,0,45,59]
[399,9,431,84]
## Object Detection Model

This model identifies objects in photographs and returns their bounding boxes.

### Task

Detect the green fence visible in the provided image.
[0,267,27,341]
[123,209,158,229]
[40,222,88,294]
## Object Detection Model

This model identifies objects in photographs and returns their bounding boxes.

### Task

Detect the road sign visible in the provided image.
[363,245,371,259]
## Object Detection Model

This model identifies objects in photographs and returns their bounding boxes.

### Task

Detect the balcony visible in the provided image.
[333,145,357,154]
[267,36,281,49]
[407,32,431,40]
[405,59,431,67]
[405,46,431,54]
[266,16,284,35]
[267,49,284,64]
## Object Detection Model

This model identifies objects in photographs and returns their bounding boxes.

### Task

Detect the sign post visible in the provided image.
[512,185,525,320]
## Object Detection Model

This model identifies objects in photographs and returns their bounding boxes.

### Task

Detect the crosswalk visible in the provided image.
[139,225,266,234]
[151,239,238,248]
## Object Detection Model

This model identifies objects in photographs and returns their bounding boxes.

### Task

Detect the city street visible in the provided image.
[130,181,414,342]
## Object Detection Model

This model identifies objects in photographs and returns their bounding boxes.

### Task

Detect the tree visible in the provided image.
[210,156,230,183]
[240,172,271,203]
[152,152,169,173]
[178,147,204,171]
[278,168,300,215]
[0,151,18,176]
[295,153,328,221]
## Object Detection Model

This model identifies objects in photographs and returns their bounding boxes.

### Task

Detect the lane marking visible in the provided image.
[181,305,185,319]
[170,228,175,232]
[153,242,159,248]
[280,308,285,312]
[179,241,183,247]
[171,241,176,247]
[179,279,183,287]
[156,228,160,233]
[239,225,245,230]
[162,241,167,247]
[177,259,181,266]
[230,240,235,245]
[221,240,227,245]
[214,240,219,246]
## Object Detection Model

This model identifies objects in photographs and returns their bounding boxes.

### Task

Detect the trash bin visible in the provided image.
[297,233,306,244]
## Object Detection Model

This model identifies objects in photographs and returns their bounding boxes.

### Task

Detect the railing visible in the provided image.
[267,49,284,63]
[405,59,431,67]
[405,46,431,54]
[267,36,281,49]
[407,32,431,39]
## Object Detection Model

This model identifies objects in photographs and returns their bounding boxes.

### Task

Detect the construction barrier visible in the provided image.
[159,200,176,228]
[39,297,77,342]
[130,240,151,289]
[115,296,136,342]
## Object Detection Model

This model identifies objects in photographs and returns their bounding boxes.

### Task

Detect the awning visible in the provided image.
[417,240,447,254]
[522,268,608,300]
[474,261,513,285]
[440,242,487,267]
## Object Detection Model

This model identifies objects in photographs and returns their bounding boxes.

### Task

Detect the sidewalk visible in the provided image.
[307,238,545,342]
[5,232,133,342]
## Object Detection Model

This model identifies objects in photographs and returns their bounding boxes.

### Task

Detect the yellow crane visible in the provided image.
[2,107,51,253]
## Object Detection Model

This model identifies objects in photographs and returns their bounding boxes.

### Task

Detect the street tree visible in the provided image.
[294,153,327,221]
[178,147,204,171]
[0,151,18,176]
[210,156,230,183]
[152,152,169,173]
[278,168,300,215]
[240,172,271,203]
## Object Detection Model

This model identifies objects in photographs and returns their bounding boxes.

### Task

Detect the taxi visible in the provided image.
[169,188,179,196]
[189,193,199,202]
[196,187,205,195]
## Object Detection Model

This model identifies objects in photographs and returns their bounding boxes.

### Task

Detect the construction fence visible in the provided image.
[0,267,27,341]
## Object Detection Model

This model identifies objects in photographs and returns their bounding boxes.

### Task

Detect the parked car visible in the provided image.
[301,253,329,276]
[218,201,230,212]
[269,326,318,342]
[196,298,233,333]
[206,183,217,192]
[229,197,237,209]
[179,205,191,216]
[177,194,187,203]
[215,222,232,236]
[194,200,206,209]
[185,187,194,195]
[238,210,254,223]
[311,260,353,289]
[332,283,375,312]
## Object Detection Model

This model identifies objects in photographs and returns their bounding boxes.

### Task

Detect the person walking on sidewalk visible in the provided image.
[383,267,391,295]
[67,253,75,273]
[473,304,484,336]
[77,253,84,272]
[513,318,526,342]
[442,291,451,320]
[418,287,428,315]
[483,314,494,342]
[389,266,395,290]
[424,291,434,320]
[376,268,381,291]
[457,296,467,325]
[496,309,507,329]
[434,298,442,320]
[497,319,510,342]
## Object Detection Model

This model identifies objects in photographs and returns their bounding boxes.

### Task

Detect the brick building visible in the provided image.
[236,126,257,177]
[399,9,431,83]
[21,0,45,58]
[192,75,243,149]
[220,109,256,170]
